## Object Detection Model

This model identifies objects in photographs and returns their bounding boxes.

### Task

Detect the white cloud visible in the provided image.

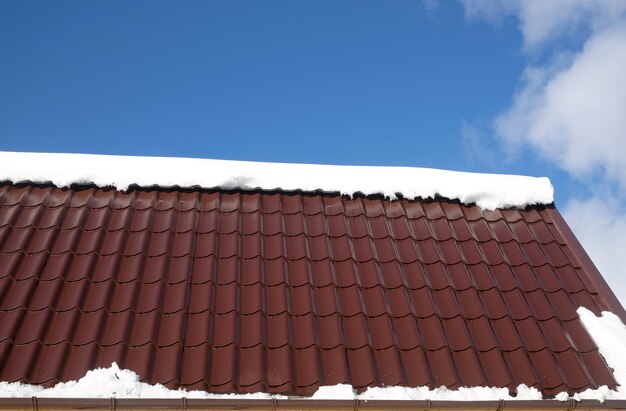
[495,25,626,188]
[462,0,626,51]
[459,1,626,306]
[460,121,497,166]
[564,196,626,305]
[422,0,439,14]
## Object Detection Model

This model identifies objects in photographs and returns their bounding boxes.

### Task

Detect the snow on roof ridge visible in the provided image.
[0,151,554,210]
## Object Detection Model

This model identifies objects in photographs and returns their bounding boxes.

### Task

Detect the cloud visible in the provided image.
[495,25,626,188]
[564,196,626,305]
[460,121,498,167]
[422,0,440,14]
[462,0,626,51]
[459,1,626,305]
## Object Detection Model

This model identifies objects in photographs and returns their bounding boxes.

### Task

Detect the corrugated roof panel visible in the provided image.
[0,184,623,397]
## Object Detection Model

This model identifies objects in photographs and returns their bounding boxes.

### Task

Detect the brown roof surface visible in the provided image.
[0,183,623,397]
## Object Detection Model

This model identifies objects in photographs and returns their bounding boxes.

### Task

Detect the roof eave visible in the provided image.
[1,397,626,410]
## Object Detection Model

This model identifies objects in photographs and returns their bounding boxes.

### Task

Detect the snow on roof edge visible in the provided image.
[0,362,545,400]
[574,307,626,402]
[0,151,554,210]
[2,307,626,400]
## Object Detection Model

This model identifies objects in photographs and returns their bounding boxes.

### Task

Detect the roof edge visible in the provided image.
[1,398,625,410]
[0,151,554,210]
[549,207,626,322]
[0,180,557,211]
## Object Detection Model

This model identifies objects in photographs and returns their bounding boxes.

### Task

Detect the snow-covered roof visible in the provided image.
[0,151,553,210]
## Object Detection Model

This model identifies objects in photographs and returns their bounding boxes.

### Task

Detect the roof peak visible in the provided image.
[0,151,553,210]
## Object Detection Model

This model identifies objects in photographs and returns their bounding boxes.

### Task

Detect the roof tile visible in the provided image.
[453,349,487,386]
[0,184,621,397]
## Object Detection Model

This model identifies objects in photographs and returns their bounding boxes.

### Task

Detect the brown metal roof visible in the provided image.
[0,183,624,397]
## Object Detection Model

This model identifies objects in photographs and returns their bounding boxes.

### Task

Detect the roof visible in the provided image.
[0,151,554,209]
[0,179,624,399]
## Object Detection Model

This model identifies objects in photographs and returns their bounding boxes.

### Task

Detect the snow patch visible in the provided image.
[0,363,279,399]
[358,385,542,401]
[310,384,356,400]
[557,307,626,402]
[0,365,541,400]
[0,151,553,210]
[0,357,621,401]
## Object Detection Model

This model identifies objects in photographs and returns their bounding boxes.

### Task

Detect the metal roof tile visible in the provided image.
[368,315,395,349]
[10,252,46,281]
[363,199,385,218]
[432,287,462,319]
[408,218,432,241]
[468,219,493,242]
[455,288,485,319]
[0,277,37,310]
[478,348,515,389]
[491,317,524,351]
[479,241,506,266]
[429,218,454,241]
[388,216,412,240]
[361,286,386,317]
[36,253,70,281]
[528,349,566,390]
[409,287,437,318]
[456,240,483,265]
[442,316,473,351]
[466,316,499,351]
[502,348,540,388]
[239,192,262,214]
[395,237,419,264]
[554,265,586,293]
[500,241,527,266]
[352,236,374,262]
[515,317,548,352]
[403,201,426,220]
[403,261,428,289]
[511,265,541,292]
[425,348,459,388]
[448,218,473,241]
[374,347,406,386]
[392,316,421,350]
[553,349,593,390]
[378,261,406,288]
[320,346,350,386]
[423,202,446,221]
[440,202,464,221]
[0,184,622,397]
[386,287,413,317]
[488,219,515,243]
[0,205,19,228]
[579,350,618,388]
[310,260,334,288]
[400,346,433,387]
[303,213,325,237]
[235,311,266,348]
[288,286,314,316]
[452,349,488,386]
[346,347,377,388]
[418,316,447,350]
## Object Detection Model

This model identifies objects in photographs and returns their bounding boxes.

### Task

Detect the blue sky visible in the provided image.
[1,1,626,302]
[1,2,513,163]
